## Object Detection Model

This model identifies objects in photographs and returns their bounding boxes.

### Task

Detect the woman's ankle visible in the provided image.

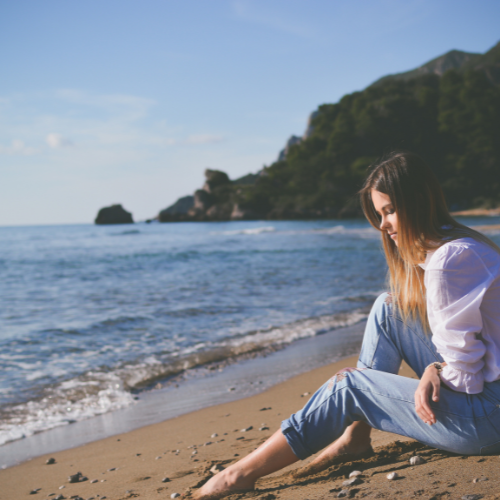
[220,465,256,491]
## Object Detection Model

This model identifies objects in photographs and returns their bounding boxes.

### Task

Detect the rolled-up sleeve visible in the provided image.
[426,245,493,394]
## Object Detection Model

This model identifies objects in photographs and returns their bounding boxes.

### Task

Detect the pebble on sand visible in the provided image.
[54,495,65,500]
[107,468,116,471]
[409,455,426,465]
[29,488,41,494]
[349,470,362,478]
[46,457,56,465]
[211,433,218,438]
[241,426,253,432]
[259,407,272,411]
[90,479,98,483]
[69,472,87,483]
[171,493,181,499]
[259,427,270,431]
[386,472,398,480]
[342,477,362,486]
[472,477,488,483]
[162,477,171,483]
[59,486,65,489]
[462,496,483,500]
[337,490,349,498]
[156,456,162,459]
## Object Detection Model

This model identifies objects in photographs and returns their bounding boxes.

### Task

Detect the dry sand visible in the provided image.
[2,356,500,500]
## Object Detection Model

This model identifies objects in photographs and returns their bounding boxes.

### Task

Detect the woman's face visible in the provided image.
[371,189,398,245]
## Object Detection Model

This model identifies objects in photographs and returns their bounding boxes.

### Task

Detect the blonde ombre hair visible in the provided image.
[359,151,500,328]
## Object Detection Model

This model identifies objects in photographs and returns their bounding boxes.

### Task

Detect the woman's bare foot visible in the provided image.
[192,430,298,500]
[192,466,254,500]
[292,421,373,479]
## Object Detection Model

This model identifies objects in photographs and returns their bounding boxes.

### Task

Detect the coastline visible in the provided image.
[1,321,368,469]
[3,354,500,500]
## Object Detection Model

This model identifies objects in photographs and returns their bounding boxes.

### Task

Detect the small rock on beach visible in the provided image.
[409,455,426,465]
[46,457,56,465]
[241,426,253,432]
[386,472,398,480]
[342,477,362,486]
[171,494,181,499]
[349,470,362,478]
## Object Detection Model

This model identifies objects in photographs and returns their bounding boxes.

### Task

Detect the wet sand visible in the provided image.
[3,355,500,500]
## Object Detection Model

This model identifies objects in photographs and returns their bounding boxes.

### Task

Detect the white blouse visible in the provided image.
[420,237,500,394]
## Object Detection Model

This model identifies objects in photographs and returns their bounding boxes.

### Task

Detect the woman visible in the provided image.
[193,151,500,499]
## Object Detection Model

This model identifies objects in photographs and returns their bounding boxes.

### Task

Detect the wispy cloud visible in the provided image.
[231,0,315,39]
[0,139,38,156]
[46,133,74,149]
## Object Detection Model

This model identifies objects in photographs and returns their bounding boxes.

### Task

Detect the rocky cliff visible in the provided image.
[157,40,500,223]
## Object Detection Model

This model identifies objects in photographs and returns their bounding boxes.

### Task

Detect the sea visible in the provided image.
[1,218,499,467]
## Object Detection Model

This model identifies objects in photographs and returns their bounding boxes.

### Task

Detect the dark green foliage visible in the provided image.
[240,62,500,217]
[159,42,500,222]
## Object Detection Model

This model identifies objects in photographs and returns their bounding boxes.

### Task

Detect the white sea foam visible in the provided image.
[215,226,276,235]
[0,307,369,447]
[0,371,135,446]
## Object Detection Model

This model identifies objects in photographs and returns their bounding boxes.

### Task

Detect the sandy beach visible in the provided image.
[3,354,500,500]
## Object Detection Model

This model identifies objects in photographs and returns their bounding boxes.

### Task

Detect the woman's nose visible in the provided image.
[380,217,389,231]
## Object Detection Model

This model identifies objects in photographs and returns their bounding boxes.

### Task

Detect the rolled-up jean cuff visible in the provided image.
[281,419,311,460]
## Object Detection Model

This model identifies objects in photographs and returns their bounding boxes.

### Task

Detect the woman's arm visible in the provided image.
[426,243,493,394]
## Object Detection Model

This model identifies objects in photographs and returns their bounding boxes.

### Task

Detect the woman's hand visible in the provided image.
[414,366,442,425]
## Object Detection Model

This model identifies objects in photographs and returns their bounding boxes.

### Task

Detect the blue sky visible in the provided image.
[1,0,499,225]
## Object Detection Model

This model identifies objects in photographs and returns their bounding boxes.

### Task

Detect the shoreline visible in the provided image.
[3,354,500,500]
[1,321,367,469]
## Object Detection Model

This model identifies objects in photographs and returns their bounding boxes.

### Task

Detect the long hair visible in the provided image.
[359,151,500,328]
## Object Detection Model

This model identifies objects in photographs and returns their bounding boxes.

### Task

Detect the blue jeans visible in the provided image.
[281,293,500,459]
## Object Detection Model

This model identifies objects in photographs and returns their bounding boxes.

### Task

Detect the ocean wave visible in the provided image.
[213,225,379,239]
[215,226,276,235]
[110,229,141,236]
[0,307,368,447]
[0,371,136,446]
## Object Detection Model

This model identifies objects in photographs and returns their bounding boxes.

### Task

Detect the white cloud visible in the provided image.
[46,133,74,149]
[184,134,224,145]
[0,139,38,156]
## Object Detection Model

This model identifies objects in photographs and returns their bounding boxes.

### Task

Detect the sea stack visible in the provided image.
[94,204,134,225]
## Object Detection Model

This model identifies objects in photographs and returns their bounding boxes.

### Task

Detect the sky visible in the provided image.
[1,0,499,225]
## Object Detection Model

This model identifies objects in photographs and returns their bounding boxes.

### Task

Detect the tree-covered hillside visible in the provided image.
[159,41,500,222]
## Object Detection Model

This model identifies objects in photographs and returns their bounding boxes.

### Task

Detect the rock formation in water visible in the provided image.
[95,204,134,225]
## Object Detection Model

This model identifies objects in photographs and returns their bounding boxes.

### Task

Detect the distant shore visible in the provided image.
[452,207,500,217]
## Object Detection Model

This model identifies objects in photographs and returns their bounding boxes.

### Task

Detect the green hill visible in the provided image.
[159,41,500,222]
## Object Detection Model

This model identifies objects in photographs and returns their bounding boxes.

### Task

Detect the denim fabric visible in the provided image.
[281,293,500,460]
